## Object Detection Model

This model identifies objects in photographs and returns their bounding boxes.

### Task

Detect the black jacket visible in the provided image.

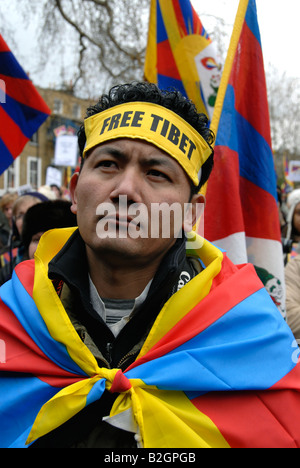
[31,229,199,448]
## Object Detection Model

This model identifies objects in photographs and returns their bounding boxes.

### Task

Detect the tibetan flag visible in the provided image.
[282,155,294,192]
[144,0,222,120]
[204,0,286,317]
[0,35,51,175]
[1,227,300,448]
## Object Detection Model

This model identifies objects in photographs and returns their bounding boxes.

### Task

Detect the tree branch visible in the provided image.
[54,0,104,50]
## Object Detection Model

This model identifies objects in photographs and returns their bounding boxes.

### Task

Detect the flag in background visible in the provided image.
[282,155,294,192]
[144,0,222,120]
[203,0,286,317]
[0,34,51,175]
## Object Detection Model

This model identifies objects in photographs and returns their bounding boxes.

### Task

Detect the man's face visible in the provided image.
[70,138,201,267]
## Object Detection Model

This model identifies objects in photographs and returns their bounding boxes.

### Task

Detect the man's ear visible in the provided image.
[69,172,79,215]
[183,193,206,232]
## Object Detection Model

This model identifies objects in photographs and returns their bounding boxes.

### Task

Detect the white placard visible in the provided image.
[288,160,300,182]
[54,134,78,167]
[46,166,63,187]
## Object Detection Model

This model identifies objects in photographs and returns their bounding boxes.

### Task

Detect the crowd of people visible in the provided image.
[0,184,77,285]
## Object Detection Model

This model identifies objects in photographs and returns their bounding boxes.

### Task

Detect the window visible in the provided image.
[72,103,81,119]
[27,157,41,190]
[4,158,20,191]
[30,132,38,144]
[53,98,63,115]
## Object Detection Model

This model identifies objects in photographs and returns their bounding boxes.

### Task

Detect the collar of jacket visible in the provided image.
[48,228,189,298]
[47,228,192,367]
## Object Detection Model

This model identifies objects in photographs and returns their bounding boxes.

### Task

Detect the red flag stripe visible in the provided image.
[240,176,281,240]
[0,105,28,159]
[229,21,271,147]
[192,364,300,448]
[157,40,182,80]
[0,74,51,114]
[0,297,78,380]
[172,0,188,36]
[205,146,245,241]
[0,36,10,52]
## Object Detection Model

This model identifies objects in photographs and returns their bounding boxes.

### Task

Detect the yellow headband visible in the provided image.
[83,102,212,186]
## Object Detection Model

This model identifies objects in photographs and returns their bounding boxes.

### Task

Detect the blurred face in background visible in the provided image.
[0,193,18,228]
[13,196,42,236]
[3,202,14,227]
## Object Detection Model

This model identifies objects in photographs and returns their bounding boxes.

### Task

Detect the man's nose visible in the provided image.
[110,168,143,204]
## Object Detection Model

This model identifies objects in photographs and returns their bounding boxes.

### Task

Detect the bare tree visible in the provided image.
[7,0,150,98]
[267,66,300,155]
[1,0,299,162]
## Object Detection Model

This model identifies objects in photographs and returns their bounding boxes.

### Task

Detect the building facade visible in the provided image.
[0,86,94,195]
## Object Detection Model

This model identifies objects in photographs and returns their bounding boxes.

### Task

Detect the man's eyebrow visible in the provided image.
[90,146,178,171]
[92,146,127,159]
[141,157,177,170]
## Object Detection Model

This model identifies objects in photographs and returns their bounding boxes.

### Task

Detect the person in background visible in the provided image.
[50,184,63,199]
[282,189,300,264]
[13,192,48,237]
[21,200,77,260]
[284,191,300,341]
[38,185,57,200]
[0,192,18,247]
[285,254,300,341]
[0,209,9,249]
[0,192,48,285]
[50,184,72,201]
[277,186,287,231]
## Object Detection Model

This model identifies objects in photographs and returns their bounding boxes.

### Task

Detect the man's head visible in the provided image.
[78,82,214,191]
[71,82,214,268]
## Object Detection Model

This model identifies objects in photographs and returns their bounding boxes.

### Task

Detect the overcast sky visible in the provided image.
[192,0,300,79]
[0,0,299,87]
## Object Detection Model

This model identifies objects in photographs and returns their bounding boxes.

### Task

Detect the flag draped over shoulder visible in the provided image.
[1,227,300,448]
[144,0,222,119]
[204,0,286,317]
[0,35,51,175]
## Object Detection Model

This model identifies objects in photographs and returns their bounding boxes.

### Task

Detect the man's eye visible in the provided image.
[97,160,117,169]
[148,169,170,180]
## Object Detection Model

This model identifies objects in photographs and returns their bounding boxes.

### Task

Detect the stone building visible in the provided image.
[0,86,94,196]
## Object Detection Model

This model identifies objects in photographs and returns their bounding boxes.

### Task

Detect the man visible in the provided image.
[1,82,300,449]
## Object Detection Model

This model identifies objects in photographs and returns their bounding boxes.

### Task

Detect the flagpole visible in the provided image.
[210,0,249,141]
[144,0,157,83]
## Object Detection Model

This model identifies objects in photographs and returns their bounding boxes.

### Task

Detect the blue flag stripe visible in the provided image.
[0,51,29,80]
[1,273,87,377]
[0,137,14,170]
[1,95,49,139]
[0,373,60,448]
[245,0,261,46]
[216,84,277,200]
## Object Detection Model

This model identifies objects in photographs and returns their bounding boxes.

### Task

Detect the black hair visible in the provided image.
[21,200,77,250]
[78,82,215,190]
